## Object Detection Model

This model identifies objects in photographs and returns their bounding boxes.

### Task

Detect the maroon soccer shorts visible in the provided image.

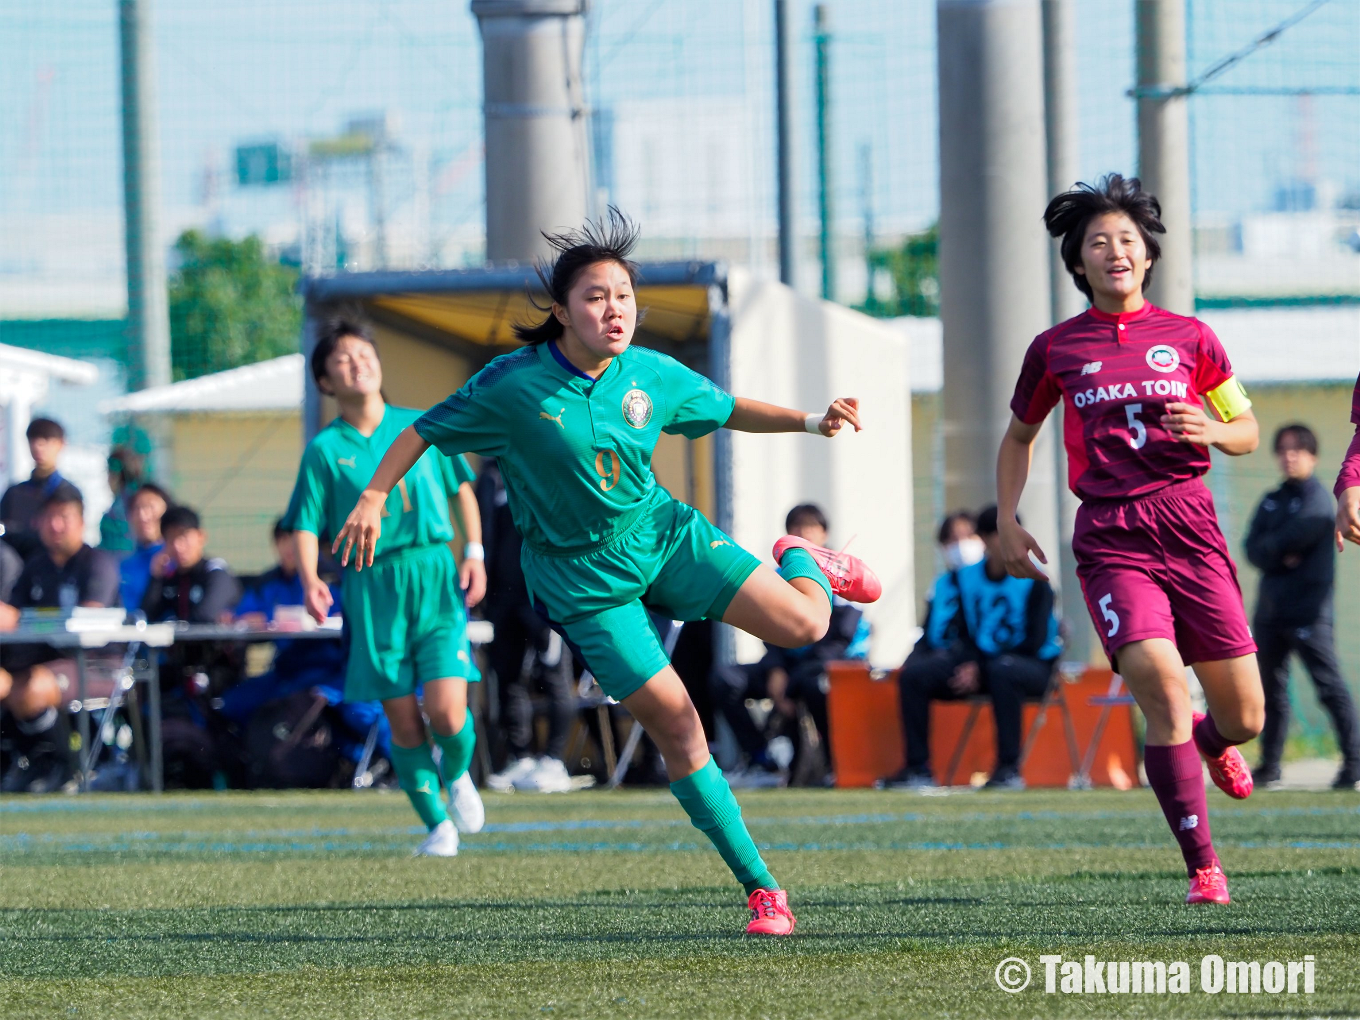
[1073,478,1256,666]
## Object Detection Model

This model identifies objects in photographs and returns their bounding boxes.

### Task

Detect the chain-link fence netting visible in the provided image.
[5,2,1359,746]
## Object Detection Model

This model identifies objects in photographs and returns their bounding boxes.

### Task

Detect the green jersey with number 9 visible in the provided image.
[414,342,734,556]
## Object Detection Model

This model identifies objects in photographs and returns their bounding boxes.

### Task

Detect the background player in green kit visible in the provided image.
[333,212,881,936]
[287,319,487,857]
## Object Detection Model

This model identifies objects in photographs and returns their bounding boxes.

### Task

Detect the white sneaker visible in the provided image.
[415,819,459,856]
[726,764,787,789]
[514,756,573,793]
[448,772,485,834]
[486,756,538,792]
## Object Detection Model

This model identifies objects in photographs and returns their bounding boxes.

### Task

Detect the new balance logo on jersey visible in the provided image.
[540,408,565,429]
[1081,361,1102,375]
[1179,814,1199,831]
[337,456,356,468]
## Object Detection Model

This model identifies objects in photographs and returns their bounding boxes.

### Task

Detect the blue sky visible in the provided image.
[2,0,1356,252]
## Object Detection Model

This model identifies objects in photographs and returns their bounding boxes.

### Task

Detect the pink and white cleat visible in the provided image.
[1193,713,1254,799]
[746,888,797,935]
[772,536,882,604]
[1185,863,1231,905]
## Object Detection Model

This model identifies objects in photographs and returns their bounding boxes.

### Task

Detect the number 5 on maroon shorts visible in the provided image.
[1072,479,1257,667]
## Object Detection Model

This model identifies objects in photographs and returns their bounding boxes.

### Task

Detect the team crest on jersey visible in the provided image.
[1146,345,1180,373]
[621,389,653,428]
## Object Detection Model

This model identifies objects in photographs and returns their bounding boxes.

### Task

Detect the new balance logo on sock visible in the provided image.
[1179,814,1199,831]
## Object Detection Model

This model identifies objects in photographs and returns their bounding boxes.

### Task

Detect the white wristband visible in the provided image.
[462,541,485,561]
[804,413,824,435]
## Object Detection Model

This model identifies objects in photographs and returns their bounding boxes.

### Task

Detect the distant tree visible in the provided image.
[858,223,939,319]
[168,230,301,380]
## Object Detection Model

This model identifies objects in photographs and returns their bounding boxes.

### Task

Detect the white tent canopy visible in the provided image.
[0,342,100,490]
[100,354,304,415]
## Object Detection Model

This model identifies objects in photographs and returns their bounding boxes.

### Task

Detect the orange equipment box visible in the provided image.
[826,662,1138,789]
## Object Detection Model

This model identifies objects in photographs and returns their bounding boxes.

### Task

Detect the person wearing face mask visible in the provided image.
[118,483,171,613]
[884,506,1061,792]
[938,511,983,572]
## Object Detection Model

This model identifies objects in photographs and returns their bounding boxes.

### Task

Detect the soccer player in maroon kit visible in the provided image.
[1335,374,1360,550]
[996,175,1264,905]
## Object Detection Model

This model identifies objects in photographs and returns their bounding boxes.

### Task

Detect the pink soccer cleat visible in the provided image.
[773,536,882,604]
[746,888,797,935]
[1194,712,1254,800]
[1185,864,1230,905]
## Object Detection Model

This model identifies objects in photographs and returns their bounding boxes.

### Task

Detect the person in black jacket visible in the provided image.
[476,458,578,793]
[712,504,865,788]
[1245,423,1360,790]
[142,505,243,701]
[0,483,121,792]
[0,418,69,561]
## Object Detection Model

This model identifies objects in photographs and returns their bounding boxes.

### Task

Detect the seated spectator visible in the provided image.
[119,483,171,613]
[219,520,390,770]
[0,483,121,792]
[142,505,241,625]
[712,504,866,788]
[1,418,70,561]
[100,445,150,558]
[886,505,1061,791]
[937,509,983,571]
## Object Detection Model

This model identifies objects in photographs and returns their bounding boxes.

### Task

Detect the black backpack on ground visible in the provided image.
[244,690,344,789]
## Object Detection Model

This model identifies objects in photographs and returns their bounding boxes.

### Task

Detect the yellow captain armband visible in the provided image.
[1205,375,1252,422]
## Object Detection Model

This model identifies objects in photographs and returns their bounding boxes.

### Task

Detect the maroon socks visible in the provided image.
[1192,713,1237,760]
[1143,741,1217,876]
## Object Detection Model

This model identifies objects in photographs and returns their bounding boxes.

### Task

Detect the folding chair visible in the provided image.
[78,643,142,786]
[940,667,1082,787]
[1076,672,1136,788]
[605,619,684,789]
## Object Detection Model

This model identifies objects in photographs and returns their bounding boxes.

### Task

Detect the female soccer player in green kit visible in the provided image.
[288,319,488,857]
[333,212,881,936]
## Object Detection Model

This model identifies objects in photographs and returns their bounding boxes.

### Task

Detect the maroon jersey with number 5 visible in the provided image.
[1010,303,1237,501]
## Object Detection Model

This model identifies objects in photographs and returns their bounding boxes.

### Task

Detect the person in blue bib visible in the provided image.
[888,505,1062,790]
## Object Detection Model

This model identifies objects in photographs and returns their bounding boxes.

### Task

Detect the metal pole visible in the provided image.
[814,4,835,302]
[472,0,590,263]
[1042,0,1090,661]
[775,0,797,288]
[119,0,171,391]
[937,0,1058,562]
[1136,0,1194,315]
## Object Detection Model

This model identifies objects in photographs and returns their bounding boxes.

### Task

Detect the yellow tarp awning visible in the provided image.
[369,284,711,347]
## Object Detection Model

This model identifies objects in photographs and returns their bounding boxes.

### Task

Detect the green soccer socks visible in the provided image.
[671,757,778,895]
[431,708,477,786]
[777,545,832,606]
[389,741,449,831]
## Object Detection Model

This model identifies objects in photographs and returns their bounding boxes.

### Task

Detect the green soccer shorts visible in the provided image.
[523,497,761,701]
[342,543,481,702]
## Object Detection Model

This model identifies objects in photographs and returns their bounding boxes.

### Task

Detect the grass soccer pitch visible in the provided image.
[2,787,1358,1019]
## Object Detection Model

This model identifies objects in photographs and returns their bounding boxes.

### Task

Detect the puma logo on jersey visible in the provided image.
[710,540,731,549]
[1081,361,1102,375]
[337,456,357,467]
[540,408,565,429]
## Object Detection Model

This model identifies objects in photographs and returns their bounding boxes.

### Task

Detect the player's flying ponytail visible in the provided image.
[514,207,642,345]
[1044,173,1165,300]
